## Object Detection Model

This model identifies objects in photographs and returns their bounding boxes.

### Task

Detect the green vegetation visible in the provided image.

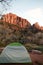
[24,43,43,52]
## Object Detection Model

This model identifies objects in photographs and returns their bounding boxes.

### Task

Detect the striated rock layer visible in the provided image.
[1,13,31,30]
[0,13,43,31]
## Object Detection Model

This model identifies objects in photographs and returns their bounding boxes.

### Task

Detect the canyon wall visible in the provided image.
[1,13,31,29]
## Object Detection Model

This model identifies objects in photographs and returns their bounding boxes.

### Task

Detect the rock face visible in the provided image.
[1,13,43,31]
[33,22,43,31]
[41,26,43,31]
[1,13,31,29]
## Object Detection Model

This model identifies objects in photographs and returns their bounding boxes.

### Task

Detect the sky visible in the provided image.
[0,0,43,26]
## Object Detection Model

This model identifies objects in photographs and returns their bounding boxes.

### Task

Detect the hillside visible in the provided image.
[1,13,43,31]
[0,13,43,47]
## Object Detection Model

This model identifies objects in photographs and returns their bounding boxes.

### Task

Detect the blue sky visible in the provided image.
[0,0,43,26]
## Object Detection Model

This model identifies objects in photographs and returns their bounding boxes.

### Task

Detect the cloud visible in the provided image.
[22,8,43,26]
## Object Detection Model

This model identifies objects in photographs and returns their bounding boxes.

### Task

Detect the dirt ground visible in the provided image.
[29,52,43,65]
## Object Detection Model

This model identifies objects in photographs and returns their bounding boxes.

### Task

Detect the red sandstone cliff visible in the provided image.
[1,13,31,29]
[0,13,43,31]
[33,22,43,31]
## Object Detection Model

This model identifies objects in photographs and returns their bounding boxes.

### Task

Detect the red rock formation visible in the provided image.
[41,26,43,30]
[1,13,31,29]
[33,22,43,31]
[1,13,43,31]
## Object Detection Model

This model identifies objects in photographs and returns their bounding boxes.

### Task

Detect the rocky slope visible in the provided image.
[0,13,43,47]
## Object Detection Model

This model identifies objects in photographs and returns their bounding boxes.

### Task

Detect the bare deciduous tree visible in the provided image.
[0,0,14,18]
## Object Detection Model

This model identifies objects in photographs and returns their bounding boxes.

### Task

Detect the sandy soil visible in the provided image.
[29,52,43,65]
